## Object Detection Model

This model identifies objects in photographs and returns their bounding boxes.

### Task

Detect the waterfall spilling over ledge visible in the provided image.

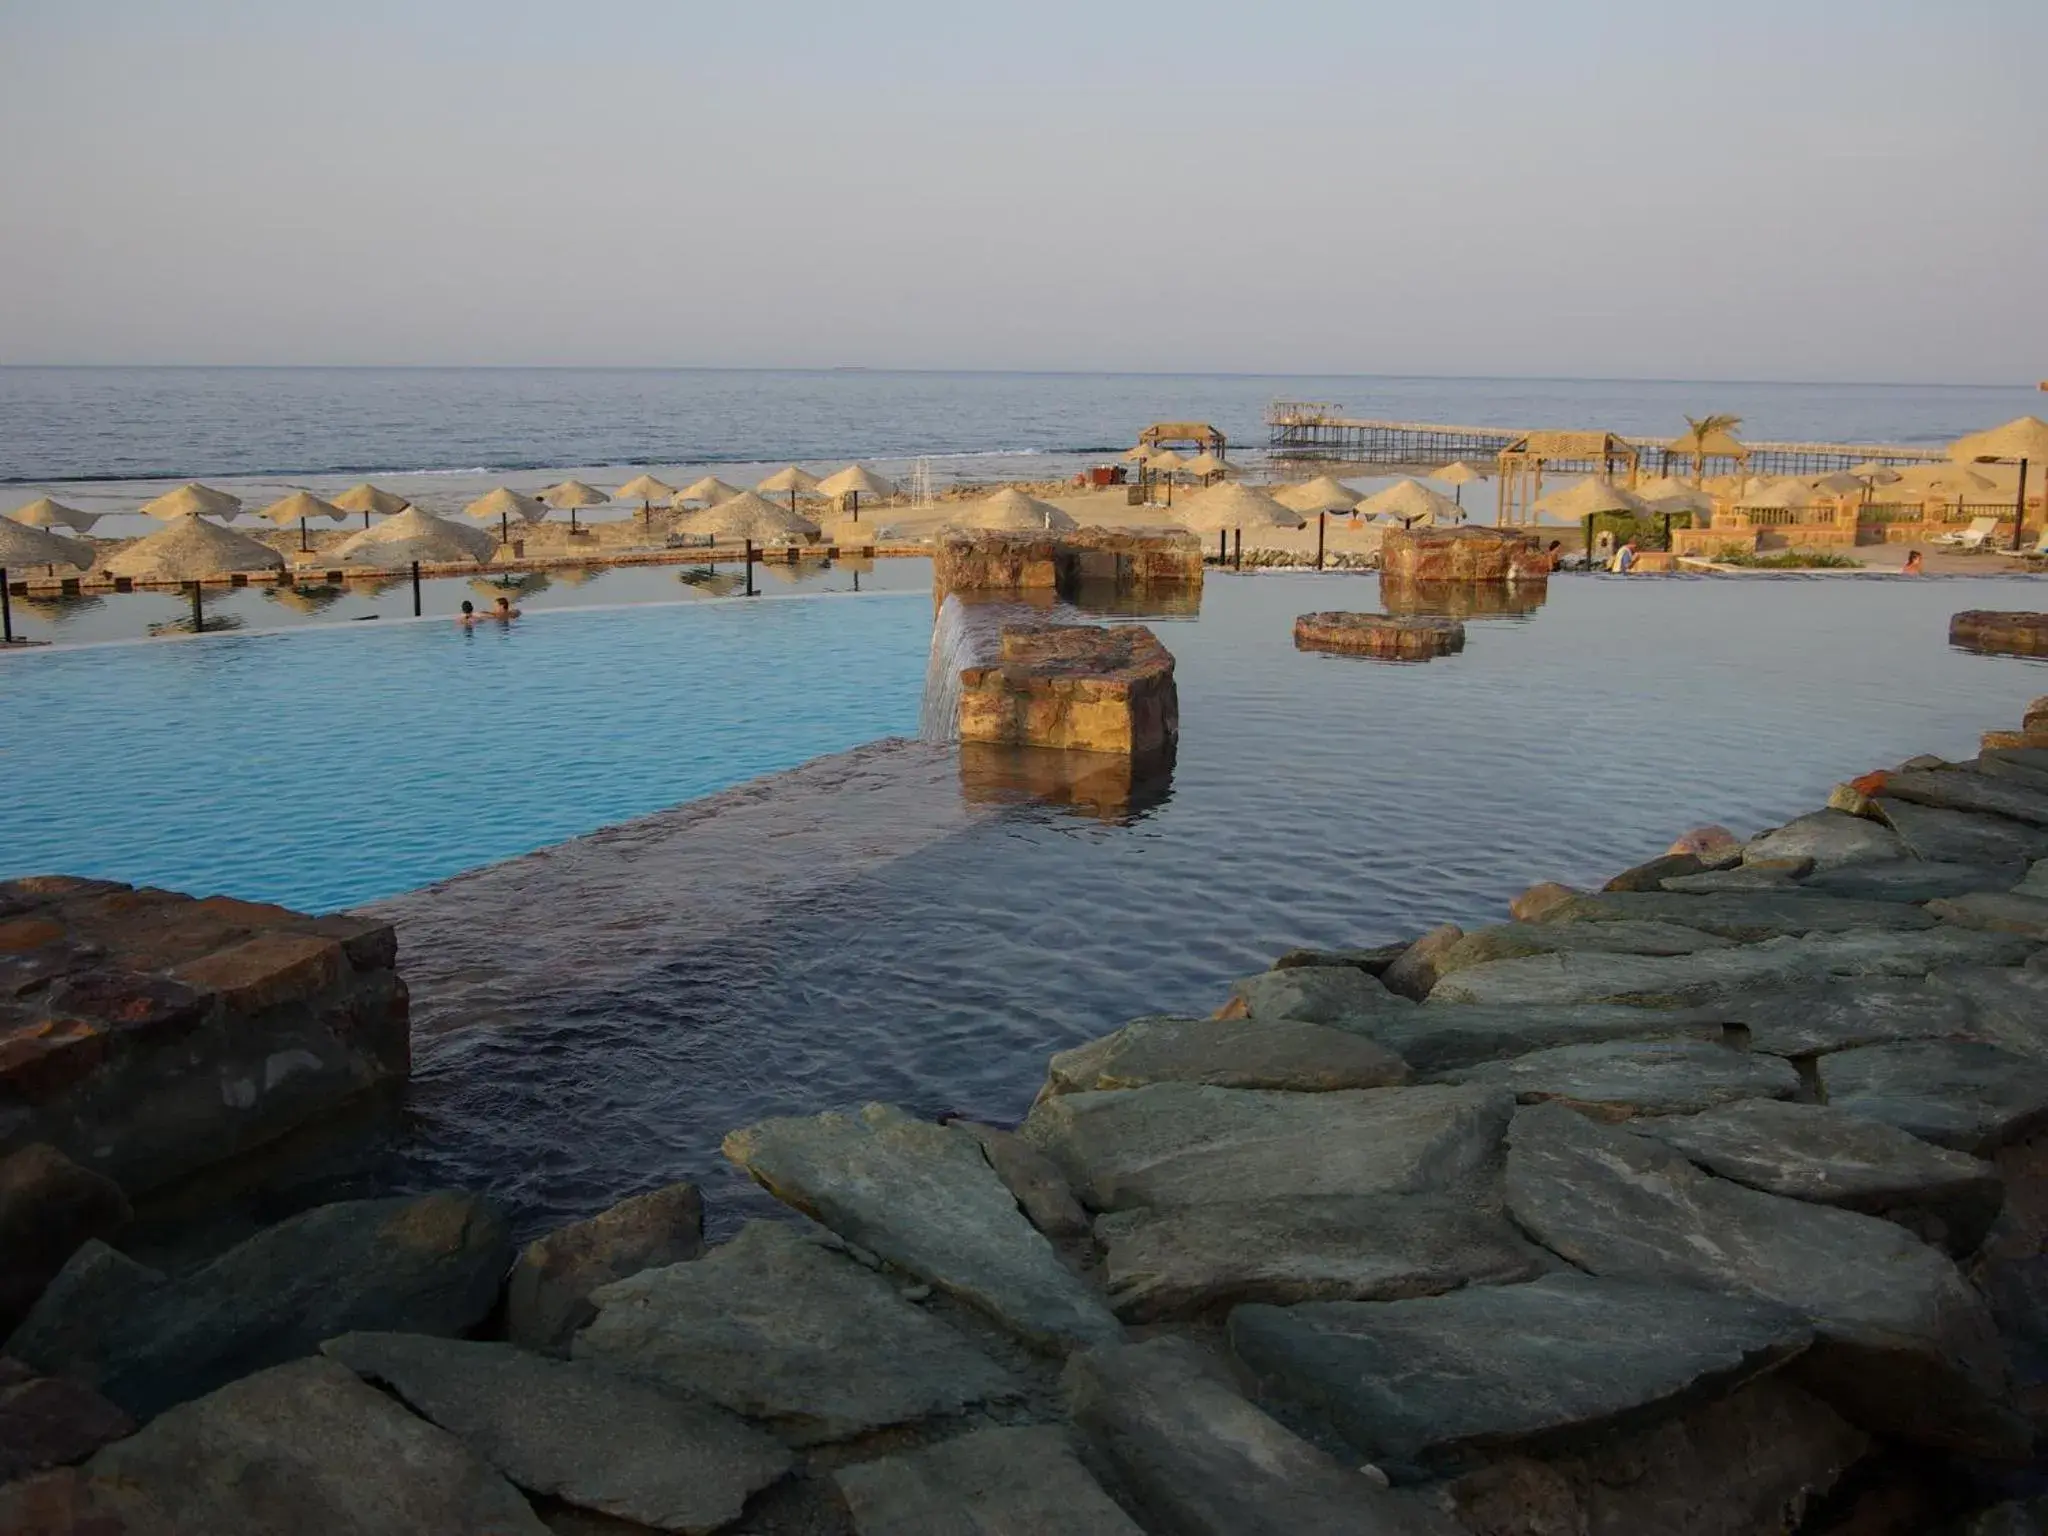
[919,595,1052,743]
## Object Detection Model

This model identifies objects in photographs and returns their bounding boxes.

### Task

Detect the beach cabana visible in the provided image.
[334,506,497,567]
[8,497,100,534]
[140,483,242,522]
[105,514,285,633]
[683,489,819,545]
[1273,476,1362,516]
[817,465,896,523]
[1358,479,1465,528]
[331,483,411,529]
[757,466,823,516]
[678,476,742,510]
[947,487,1078,533]
[1433,460,1493,507]
[615,474,676,526]
[1951,416,2048,551]
[0,517,94,577]
[258,490,349,553]
[539,479,611,533]
[464,487,547,544]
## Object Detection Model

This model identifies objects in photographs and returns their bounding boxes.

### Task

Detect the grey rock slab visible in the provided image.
[1603,851,1709,892]
[1806,859,2021,904]
[722,1102,1118,1352]
[1093,1194,1547,1322]
[573,1220,1017,1444]
[1353,1002,1726,1074]
[1428,920,1734,984]
[834,1425,1143,1536]
[1044,1013,1408,1096]
[1227,1273,1811,1482]
[4,1190,511,1421]
[1931,890,2048,940]
[0,1142,129,1339]
[1534,889,1937,940]
[948,1120,1092,1240]
[1931,965,2048,1059]
[322,1331,790,1534]
[1660,867,1805,893]
[1875,797,2048,865]
[1882,767,2048,827]
[1817,1041,2048,1155]
[1636,1099,2004,1255]
[507,1182,704,1355]
[1019,1082,1512,1212]
[1272,943,1407,974]
[79,1357,547,1534]
[1744,809,1908,870]
[1503,1101,2024,1457]
[1064,1336,1458,1536]
[1229,964,1413,1024]
[1447,1039,1798,1119]
[1715,977,1981,1057]
[1427,927,2038,1008]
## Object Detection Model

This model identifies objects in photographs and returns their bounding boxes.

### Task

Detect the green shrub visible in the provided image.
[1712,547,1863,569]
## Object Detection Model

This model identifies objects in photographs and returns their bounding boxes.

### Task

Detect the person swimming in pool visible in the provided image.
[456,600,480,627]
[491,595,521,621]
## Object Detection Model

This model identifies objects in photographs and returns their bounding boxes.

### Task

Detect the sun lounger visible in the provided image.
[1933,516,2000,551]
[2000,528,2048,561]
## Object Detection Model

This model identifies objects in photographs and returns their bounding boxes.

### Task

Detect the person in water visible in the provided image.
[456,600,479,627]
[1902,549,1925,575]
[492,595,521,621]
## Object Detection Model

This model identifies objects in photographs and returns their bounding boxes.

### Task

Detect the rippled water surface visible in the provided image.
[11,568,2048,1237]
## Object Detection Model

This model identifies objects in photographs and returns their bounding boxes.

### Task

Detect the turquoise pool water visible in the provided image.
[0,590,932,910]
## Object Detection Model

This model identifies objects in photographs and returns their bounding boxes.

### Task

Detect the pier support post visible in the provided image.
[411,560,422,617]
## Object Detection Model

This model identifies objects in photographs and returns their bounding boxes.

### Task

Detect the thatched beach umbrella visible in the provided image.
[464,487,546,545]
[1434,460,1493,507]
[1358,479,1465,528]
[1735,478,1823,511]
[105,514,284,633]
[615,474,676,527]
[1533,477,1653,520]
[757,466,823,517]
[1172,481,1303,532]
[1633,476,1714,515]
[685,489,818,544]
[1667,417,1747,483]
[258,490,349,553]
[1951,416,2048,551]
[1808,472,1865,496]
[678,475,743,509]
[331,482,411,529]
[816,464,896,523]
[1144,449,1187,507]
[1851,461,1904,486]
[9,497,99,534]
[140,482,242,521]
[1121,444,1154,464]
[334,506,497,567]
[1273,475,1362,516]
[539,478,610,533]
[1183,451,1229,485]
[0,517,93,576]
[948,488,1078,533]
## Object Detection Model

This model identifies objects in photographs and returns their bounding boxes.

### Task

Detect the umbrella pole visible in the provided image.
[501,512,509,545]
[851,492,859,524]
[190,582,203,634]
[300,518,310,553]
[1234,529,1242,570]
[412,560,422,617]
[1,567,11,643]
[1316,512,1326,571]
[1585,514,1594,569]
[364,511,372,529]
[2017,459,2032,553]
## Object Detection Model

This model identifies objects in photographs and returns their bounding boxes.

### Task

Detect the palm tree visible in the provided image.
[1676,414,1744,485]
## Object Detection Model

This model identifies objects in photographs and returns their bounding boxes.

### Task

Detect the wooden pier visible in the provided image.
[1266,401,1947,480]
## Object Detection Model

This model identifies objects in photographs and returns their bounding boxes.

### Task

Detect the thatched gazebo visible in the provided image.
[539,479,611,533]
[1496,432,1639,523]
[464,488,547,544]
[947,488,1078,533]
[140,483,242,521]
[9,497,99,534]
[816,464,896,523]
[331,483,411,529]
[335,506,498,567]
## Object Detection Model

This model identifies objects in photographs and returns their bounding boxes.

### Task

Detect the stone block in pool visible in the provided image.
[1294,611,1465,662]
[0,875,409,1198]
[1951,611,2048,659]
[958,624,1178,756]
[958,740,1176,821]
[1381,526,1550,584]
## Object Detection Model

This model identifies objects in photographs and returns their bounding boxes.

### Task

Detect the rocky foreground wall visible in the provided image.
[20,712,2048,1529]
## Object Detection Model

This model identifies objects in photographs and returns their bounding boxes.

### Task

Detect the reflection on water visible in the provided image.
[9,592,104,628]
[1064,580,1203,619]
[265,584,346,616]
[469,571,552,601]
[147,589,245,637]
[957,740,1175,823]
[678,566,744,596]
[1380,576,1550,620]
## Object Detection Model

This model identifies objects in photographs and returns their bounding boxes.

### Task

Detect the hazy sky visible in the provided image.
[2,0,2043,380]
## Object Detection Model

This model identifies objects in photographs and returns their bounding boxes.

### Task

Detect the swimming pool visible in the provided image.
[0,589,932,910]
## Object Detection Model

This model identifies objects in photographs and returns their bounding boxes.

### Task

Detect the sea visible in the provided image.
[1,368,2039,539]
